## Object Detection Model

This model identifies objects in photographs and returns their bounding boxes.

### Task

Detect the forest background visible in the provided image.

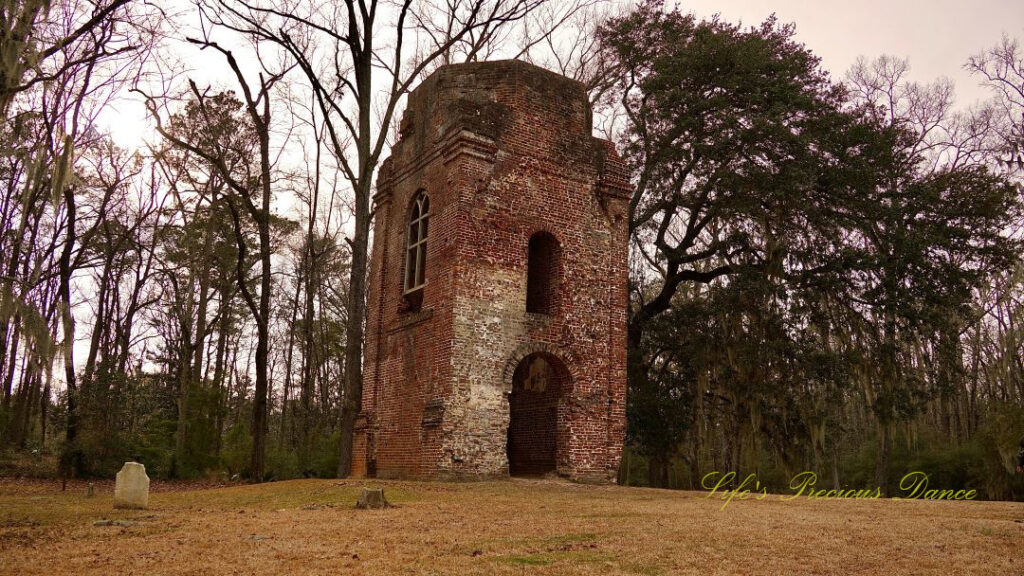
[1,0,1023,500]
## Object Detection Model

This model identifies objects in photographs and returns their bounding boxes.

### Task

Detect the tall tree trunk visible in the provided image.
[174,282,195,473]
[0,198,29,408]
[647,452,669,488]
[875,421,890,497]
[173,209,217,474]
[280,270,302,448]
[58,181,79,479]
[2,321,20,410]
[10,371,34,446]
[831,434,841,491]
[337,48,374,478]
[301,243,316,468]
[689,432,701,490]
[191,206,218,387]
[40,377,49,449]
[213,282,231,458]
[337,176,370,477]
[82,259,112,387]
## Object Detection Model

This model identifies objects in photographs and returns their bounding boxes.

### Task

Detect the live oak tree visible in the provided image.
[600,6,879,485]
[600,6,868,348]
[600,4,1022,489]
[843,55,1022,494]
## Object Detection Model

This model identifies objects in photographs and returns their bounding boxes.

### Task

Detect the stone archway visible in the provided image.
[505,350,571,476]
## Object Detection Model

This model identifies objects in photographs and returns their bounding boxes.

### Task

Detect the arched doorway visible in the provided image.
[507,352,570,476]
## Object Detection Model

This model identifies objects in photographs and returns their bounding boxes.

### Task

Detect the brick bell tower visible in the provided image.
[352,60,631,482]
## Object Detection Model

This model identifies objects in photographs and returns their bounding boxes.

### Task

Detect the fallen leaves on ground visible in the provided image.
[0,477,1021,575]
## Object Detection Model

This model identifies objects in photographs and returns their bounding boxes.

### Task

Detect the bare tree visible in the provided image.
[142,43,288,478]
[968,35,1024,174]
[0,0,154,478]
[0,0,136,116]
[197,0,594,476]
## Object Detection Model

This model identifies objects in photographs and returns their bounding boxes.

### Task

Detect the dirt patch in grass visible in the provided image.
[0,477,1021,575]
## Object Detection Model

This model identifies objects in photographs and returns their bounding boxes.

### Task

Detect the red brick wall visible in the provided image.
[354,60,631,483]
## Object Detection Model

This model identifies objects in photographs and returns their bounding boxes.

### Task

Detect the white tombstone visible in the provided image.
[113,462,150,509]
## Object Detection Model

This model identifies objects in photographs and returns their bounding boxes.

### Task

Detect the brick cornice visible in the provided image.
[440,129,499,166]
[376,130,629,199]
[376,130,499,195]
[593,138,633,201]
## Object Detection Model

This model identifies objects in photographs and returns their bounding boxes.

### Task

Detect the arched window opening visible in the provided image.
[402,192,429,312]
[526,232,560,314]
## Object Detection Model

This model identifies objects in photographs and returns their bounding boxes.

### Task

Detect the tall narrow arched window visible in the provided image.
[403,192,429,304]
[526,231,560,315]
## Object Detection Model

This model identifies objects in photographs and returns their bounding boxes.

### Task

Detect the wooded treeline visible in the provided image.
[0,0,1022,499]
[612,7,1024,499]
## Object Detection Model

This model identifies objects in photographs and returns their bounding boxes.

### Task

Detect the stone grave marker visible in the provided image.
[113,462,149,509]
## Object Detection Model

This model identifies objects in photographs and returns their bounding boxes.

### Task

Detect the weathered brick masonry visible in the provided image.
[353,60,631,482]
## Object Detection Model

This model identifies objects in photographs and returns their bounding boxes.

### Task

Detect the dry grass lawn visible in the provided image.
[1,477,1021,575]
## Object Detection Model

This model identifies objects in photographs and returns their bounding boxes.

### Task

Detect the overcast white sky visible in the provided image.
[679,0,1024,105]
[106,0,1024,146]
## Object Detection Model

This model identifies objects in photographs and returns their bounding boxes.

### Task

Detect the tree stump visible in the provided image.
[355,488,389,509]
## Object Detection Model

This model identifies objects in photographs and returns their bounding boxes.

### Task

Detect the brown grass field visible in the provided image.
[0,477,1021,575]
